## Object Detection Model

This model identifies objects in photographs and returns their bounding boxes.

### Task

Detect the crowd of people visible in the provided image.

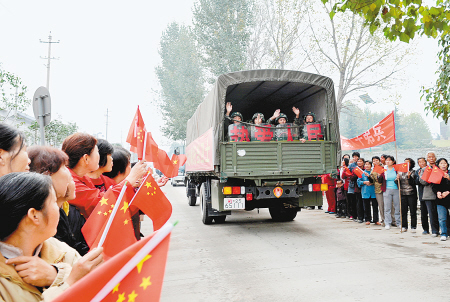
[321,151,450,241]
[0,123,168,301]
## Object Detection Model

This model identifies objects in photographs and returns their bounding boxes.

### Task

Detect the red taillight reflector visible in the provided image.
[232,186,241,195]
[246,193,253,201]
[312,184,321,192]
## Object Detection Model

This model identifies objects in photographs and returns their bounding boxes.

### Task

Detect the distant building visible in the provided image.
[0,109,35,132]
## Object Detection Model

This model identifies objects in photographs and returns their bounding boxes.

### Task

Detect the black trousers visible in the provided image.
[420,198,429,232]
[401,194,417,229]
[424,200,439,235]
[347,193,356,218]
[356,192,364,220]
[363,198,379,223]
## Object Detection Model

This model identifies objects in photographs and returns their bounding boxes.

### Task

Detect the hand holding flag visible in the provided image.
[353,167,364,178]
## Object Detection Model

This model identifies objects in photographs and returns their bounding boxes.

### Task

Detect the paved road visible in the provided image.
[141,186,450,302]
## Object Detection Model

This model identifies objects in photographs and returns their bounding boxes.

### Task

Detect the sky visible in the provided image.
[0,0,444,148]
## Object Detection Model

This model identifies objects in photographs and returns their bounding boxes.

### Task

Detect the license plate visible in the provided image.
[224,197,245,209]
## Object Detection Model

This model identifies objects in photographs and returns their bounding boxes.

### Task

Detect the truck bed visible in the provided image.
[220,141,337,178]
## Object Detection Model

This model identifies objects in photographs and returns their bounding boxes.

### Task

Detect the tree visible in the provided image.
[25,118,78,147]
[247,2,272,69]
[302,1,412,115]
[325,0,450,123]
[155,22,205,141]
[0,67,30,127]
[192,0,253,80]
[262,0,307,69]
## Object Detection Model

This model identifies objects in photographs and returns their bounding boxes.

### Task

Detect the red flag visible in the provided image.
[126,106,146,160]
[166,154,187,178]
[372,164,386,175]
[421,166,433,182]
[393,163,409,173]
[131,173,172,231]
[353,167,364,178]
[341,111,395,150]
[153,149,173,176]
[52,225,172,302]
[428,166,445,184]
[143,132,160,163]
[82,189,118,248]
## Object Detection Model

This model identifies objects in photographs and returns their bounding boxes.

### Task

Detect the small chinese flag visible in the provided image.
[126,106,146,160]
[421,166,433,182]
[372,165,386,175]
[393,163,409,173]
[88,195,137,260]
[82,189,117,248]
[428,166,445,184]
[52,225,172,302]
[131,173,172,231]
[353,167,364,178]
[144,132,160,163]
[167,154,187,178]
[153,149,174,177]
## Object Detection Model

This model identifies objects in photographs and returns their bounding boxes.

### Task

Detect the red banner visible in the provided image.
[186,127,214,172]
[341,111,395,150]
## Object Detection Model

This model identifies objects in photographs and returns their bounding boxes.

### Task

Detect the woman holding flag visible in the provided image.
[432,158,450,241]
[397,158,418,232]
[379,156,400,230]
[357,160,380,225]
[62,133,147,218]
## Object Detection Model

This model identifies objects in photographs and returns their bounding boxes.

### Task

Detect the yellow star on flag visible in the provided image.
[103,212,108,216]
[116,293,125,302]
[110,204,115,209]
[109,210,112,214]
[124,219,130,225]
[99,197,108,206]
[136,255,152,273]
[173,159,178,165]
[128,290,138,302]
[120,201,129,214]
[140,276,152,290]
[145,182,152,189]
[112,283,120,293]
[97,211,102,215]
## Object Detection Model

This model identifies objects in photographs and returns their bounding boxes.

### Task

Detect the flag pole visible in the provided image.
[395,138,403,233]
[91,221,175,302]
[98,182,128,248]
[142,130,148,161]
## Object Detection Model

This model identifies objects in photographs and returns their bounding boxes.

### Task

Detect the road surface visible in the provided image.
[141,185,450,302]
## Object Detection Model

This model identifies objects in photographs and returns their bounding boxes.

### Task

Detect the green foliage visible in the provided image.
[192,0,253,80]
[329,0,450,42]
[339,102,432,148]
[155,22,205,141]
[0,67,30,127]
[422,35,450,123]
[25,119,78,147]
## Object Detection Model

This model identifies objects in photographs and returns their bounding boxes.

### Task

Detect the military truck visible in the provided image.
[185,70,341,224]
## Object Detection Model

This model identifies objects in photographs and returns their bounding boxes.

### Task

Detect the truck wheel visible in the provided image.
[188,195,196,206]
[200,183,213,225]
[214,216,226,224]
[269,207,298,222]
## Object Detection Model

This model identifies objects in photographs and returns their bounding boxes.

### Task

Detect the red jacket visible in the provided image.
[69,169,135,218]
[340,167,352,190]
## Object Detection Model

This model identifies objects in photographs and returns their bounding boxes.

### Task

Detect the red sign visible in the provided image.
[341,111,395,150]
[186,127,214,172]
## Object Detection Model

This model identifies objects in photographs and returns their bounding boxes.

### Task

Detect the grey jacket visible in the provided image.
[418,166,436,200]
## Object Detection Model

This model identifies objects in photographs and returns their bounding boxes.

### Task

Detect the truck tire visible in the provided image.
[214,216,226,224]
[200,183,213,225]
[188,195,196,206]
[269,206,298,222]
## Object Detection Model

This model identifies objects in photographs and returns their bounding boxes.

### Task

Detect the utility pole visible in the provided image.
[105,108,109,140]
[40,32,59,90]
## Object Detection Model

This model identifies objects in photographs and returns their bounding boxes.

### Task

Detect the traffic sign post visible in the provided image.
[33,86,51,145]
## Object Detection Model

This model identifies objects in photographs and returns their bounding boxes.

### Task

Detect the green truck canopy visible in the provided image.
[186,69,341,165]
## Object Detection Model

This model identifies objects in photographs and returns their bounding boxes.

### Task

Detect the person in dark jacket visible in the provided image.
[28,146,89,255]
[419,151,440,237]
[399,158,418,232]
[432,158,450,241]
[415,157,430,235]
[351,158,365,223]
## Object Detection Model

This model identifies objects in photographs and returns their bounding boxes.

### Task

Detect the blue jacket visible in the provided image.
[357,169,376,199]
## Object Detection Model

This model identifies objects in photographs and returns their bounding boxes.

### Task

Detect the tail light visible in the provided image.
[223,186,246,195]
[309,184,328,192]
[246,193,253,201]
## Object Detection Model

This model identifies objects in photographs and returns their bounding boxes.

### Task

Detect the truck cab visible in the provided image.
[185,70,341,224]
